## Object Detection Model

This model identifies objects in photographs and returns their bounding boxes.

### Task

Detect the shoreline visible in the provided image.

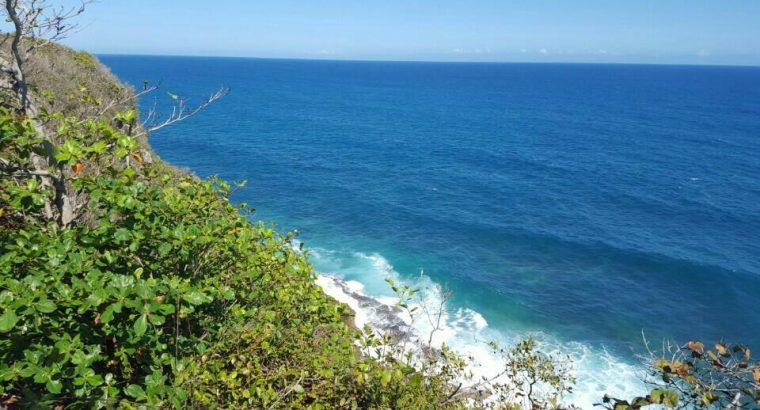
[316,274,414,338]
[313,269,647,409]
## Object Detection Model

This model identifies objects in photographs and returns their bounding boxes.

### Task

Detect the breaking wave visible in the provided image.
[309,247,647,409]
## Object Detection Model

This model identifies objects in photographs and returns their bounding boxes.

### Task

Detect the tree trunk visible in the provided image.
[4,0,78,228]
[5,0,34,116]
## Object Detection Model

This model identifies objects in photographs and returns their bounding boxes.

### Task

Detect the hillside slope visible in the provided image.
[1,45,526,409]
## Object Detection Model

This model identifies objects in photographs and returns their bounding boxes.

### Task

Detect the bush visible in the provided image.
[0,107,358,407]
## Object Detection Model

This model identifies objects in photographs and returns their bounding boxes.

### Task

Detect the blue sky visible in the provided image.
[58,0,760,65]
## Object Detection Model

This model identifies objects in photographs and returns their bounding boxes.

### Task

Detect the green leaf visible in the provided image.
[380,369,392,387]
[158,243,172,257]
[707,351,720,363]
[86,374,104,386]
[293,384,305,394]
[0,309,19,333]
[125,384,146,399]
[650,389,678,408]
[91,140,107,154]
[158,304,175,315]
[99,309,114,325]
[149,314,165,326]
[36,298,57,313]
[133,314,148,337]
[114,228,130,243]
[631,397,650,407]
[46,379,62,394]
[662,391,678,408]
[222,288,235,300]
[409,373,423,388]
[182,291,208,306]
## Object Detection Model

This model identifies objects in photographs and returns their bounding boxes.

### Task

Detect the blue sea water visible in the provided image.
[100,55,760,405]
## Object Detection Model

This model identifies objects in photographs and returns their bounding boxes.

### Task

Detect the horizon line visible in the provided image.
[93,52,760,69]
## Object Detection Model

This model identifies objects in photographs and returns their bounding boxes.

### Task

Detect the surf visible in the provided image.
[311,247,646,408]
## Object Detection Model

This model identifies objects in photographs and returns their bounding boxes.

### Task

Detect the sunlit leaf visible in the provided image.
[0,310,19,333]
[133,314,148,336]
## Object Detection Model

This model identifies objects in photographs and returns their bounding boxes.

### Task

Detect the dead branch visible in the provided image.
[142,86,229,134]
[95,82,161,119]
[10,0,92,51]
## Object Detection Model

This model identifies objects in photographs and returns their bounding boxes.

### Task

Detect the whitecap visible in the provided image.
[311,246,647,408]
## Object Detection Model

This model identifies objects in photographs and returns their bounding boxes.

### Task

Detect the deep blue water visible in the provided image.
[100,55,760,401]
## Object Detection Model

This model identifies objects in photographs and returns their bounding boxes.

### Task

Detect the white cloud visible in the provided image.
[539,48,548,55]
[452,48,464,54]
[697,49,710,57]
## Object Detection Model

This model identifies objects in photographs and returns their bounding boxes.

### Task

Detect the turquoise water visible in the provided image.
[101,55,760,404]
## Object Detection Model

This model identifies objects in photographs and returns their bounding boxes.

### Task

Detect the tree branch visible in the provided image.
[144,87,229,133]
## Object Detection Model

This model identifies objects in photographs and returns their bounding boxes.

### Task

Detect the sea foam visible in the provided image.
[311,247,647,409]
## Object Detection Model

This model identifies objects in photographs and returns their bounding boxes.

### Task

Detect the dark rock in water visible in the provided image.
[320,275,419,345]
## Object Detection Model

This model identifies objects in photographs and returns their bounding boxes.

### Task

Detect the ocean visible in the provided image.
[100,55,760,406]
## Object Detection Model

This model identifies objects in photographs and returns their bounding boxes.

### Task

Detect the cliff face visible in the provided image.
[2,42,124,112]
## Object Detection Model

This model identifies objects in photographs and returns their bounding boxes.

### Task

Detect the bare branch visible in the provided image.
[93,82,161,119]
[11,0,93,52]
[144,86,229,133]
[3,0,91,114]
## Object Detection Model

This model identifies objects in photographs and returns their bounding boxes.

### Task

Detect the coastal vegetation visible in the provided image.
[1,1,758,409]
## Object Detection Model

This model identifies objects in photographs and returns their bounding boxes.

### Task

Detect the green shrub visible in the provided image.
[72,52,99,71]
[0,107,481,409]
[0,108,357,407]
